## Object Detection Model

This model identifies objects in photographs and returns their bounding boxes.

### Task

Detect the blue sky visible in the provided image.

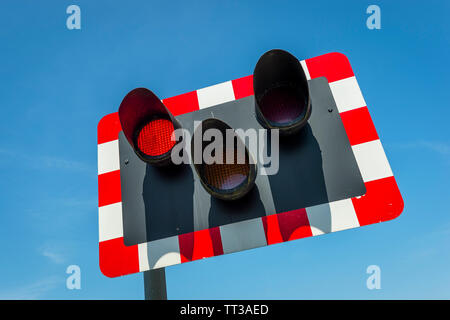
[0,0,449,299]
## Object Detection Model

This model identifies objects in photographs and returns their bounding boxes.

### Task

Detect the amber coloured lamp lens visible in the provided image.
[203,146,250,191]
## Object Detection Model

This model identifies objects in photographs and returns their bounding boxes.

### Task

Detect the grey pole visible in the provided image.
[144,268,167,300]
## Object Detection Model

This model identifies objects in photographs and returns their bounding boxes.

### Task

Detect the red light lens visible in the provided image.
[137,119,176,156]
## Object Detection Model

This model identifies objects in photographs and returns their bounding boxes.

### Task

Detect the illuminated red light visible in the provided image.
[136,119,176,156]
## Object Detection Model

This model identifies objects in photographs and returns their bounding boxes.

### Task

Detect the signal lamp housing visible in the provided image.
[118,88,181,166]
[253,49,311,135]
[191,119,257,201]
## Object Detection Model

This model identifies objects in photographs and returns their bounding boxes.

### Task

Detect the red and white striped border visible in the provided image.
[97,52,404,278]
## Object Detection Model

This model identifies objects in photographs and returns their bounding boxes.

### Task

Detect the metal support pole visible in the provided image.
[144,268,167,300]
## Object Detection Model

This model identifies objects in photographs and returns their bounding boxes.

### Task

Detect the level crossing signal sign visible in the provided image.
[97,50,403,278]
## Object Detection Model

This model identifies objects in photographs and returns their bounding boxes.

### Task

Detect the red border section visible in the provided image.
[352,176,404,226]
[97,112,121,145]
[306,52,354,83]
[340,106,379,146]
[262,209,312,245]
[162,90,200,117]
[98,170,122,207]
[99,237,140,278]
[231,75,254,100]
[178,227,223,263]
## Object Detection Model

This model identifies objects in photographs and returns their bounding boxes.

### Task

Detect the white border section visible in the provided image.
[300,60,311,80]
[138,243,150,271]
[352,140,393,182]
[306,199,360,236]
[139,236,181,270]
[197,81,235,109]
[98,140,120,175]
[220,218,267,254]
[98,202,123,242]
[329,77,366,113]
